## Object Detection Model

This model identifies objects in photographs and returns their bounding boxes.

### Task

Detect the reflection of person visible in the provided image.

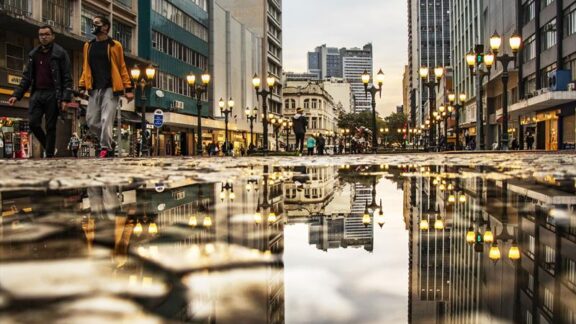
[80,15,133,158]
[292,108,308,154]
[68,132,81,157]
[8,25,73,158]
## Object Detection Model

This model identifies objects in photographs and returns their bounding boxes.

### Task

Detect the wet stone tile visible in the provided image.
[0,223,65,243]
[132,242,281,274]
[0,238,110,262]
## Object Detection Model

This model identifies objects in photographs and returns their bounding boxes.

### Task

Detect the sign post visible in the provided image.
[153,110,164,156]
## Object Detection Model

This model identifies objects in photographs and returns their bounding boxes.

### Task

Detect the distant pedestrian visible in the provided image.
[68,132,81,157]
[8,25,73,158]
[80,15,133,158]
[317,134,326,155]
[306,135,316,156]
[292,107,308,154]
[526,132,534,150]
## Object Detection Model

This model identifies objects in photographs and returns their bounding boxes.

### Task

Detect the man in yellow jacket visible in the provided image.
[80,15,133,158]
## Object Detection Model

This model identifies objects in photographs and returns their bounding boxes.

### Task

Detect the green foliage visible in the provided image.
[383,112,409,144]
[337,112,386,136]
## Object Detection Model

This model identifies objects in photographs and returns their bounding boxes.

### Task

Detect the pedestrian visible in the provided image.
[306,135,316,156]
[511,137,519,150]
[526,132,534,150]
[79,15,133,158]
[317,134,326,155]
[68,132,81,157]
[292,107,308,154]
[8,25,73,158]
[240,145,246,156]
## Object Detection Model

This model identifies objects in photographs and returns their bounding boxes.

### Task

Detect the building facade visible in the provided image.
[341,44,373,113]
[408,0,452,127]
[307,44,343,79]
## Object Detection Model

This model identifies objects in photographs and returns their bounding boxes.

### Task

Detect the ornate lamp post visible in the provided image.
[419,66,444,150]
[379,127,389,148]
[466,46,494,150]
[489,32,522,150]
[252,74,276,154]
[219,98,234,156]
[268,114,282,152]
[361,69,385,153]
[245,106,258,153]
[130,64,156,157]
[186,71,211,156]
[447,93,467,150]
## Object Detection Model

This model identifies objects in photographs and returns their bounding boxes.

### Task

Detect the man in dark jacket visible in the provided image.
[292,107,308,154]
[8,25,73,158]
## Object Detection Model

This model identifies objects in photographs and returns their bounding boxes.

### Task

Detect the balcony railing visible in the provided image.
[42,0,71,30]
[114,0,132,9]
[0,0,31,17]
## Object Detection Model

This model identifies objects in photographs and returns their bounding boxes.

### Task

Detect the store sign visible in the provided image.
[8,74,22,85]
[153,109,164,128]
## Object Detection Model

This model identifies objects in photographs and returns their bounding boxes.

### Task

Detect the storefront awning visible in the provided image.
[509,90,576,114]
[120,111,142,124]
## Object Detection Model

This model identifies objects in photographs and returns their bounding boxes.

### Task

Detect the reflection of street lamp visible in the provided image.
[220,180,235,201]
[246,106,258,153]
[253,74,276,153]
[254,166,278,225]
[130,64,156,157]
[361,69,385,153]
[187,71,211,155]
[219,98,234,156]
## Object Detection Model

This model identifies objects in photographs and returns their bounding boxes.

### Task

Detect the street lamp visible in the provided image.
[245,106,258,154]
[253,74,276,154]
[447,92,467,150]
[488,31,522,150]
[282,118,293,151]
[361,68,385,153]
[130,64,156,157]
[268,114,283,152]
[379,127,389,148]
[187,71,211,156]
[466,45,493,150]
[419,66,444,150]
[219,97,234,156]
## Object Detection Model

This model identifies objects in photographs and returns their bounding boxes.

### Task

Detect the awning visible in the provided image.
[509,90,576,114]
[120,111,142,124]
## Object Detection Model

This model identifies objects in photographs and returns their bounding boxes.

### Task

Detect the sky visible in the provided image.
[283,0,408,117]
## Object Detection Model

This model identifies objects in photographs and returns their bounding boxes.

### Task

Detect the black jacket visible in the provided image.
[12,43,73,102]
[292,114,308,134]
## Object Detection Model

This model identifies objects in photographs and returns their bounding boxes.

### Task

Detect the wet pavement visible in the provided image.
[0,153,575,323]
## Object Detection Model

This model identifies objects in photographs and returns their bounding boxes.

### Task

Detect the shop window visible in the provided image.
[112,20,133,53]
[6,43,23,71]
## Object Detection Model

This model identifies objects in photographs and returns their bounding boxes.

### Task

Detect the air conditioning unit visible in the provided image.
[171,100,184,110]
[548,70,571,91]
[46,19,55,27]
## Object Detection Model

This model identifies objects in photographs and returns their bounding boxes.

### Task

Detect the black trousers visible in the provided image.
[29,90,59,157]
[295,133,305,152]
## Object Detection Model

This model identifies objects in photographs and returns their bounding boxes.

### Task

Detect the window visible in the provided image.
[541,0,554,9]
[527,234,536,257]
[543,244,556,273]
[151,0,208,42]
[42,0,70,29]
[152,31,208,70]
[112,20,132,53]
[523,34,536,63]
[541,19,557,51]
[565,54,576,81]
[522,1,536,25]
[565,258,576,287]
[565,3,576,37]
[6,43,23,71]
[81,6,101,37]
[543,287,554,313]
[541,64,557,89]
[114,0,132,8]
[311,99,318,109]
[303,99,310,109]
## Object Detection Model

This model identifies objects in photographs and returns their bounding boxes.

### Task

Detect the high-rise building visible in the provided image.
[307,44,343,79]
[408,0,451,127]
[341,44,373,113]
[215,0,283,115]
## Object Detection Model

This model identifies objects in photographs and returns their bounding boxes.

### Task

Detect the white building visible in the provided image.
[323,78,354,114]
[341,44,373,113]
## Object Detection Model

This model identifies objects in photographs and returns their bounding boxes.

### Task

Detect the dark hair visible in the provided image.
[39,25,55,34]
[94,15,111,28]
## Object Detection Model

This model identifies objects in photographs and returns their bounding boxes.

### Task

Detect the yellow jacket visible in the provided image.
[79,38,132,95]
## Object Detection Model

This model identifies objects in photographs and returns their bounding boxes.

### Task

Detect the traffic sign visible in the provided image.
[153,109,164,128]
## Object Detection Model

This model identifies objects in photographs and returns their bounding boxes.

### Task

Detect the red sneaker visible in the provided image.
[99,149,108,158]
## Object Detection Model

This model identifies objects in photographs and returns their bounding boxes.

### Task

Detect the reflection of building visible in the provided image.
[309,214,373,252]
[284,166,338,217]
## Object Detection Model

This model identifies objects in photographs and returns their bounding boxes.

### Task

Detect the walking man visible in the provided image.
[292,107,308,154]
[80,15,133,158]
[8,25,73,158]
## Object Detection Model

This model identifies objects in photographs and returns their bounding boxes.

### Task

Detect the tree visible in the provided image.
[337,112,386,137]
[383,112,408,144]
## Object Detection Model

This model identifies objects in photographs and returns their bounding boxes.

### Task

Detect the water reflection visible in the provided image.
[0,163,575,323]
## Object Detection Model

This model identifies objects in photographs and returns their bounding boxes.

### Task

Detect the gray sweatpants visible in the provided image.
[87,88,118,150]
